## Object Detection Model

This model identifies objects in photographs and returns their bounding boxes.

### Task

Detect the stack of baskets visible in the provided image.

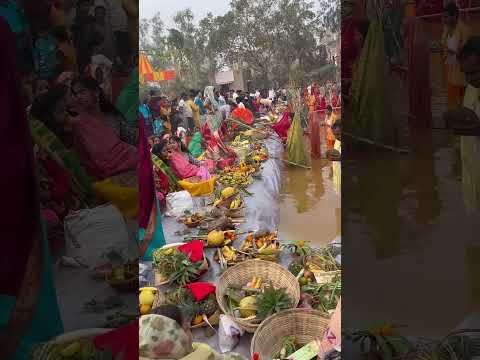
[216,259,301,333]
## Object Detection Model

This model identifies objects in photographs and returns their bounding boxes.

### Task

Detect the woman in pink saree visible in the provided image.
[153,139,211,181]
[70,77,137,180]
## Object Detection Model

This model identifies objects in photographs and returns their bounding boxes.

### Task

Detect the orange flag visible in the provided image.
[139,53,154,82]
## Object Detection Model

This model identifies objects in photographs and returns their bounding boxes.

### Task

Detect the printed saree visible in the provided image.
[30,116,95,208]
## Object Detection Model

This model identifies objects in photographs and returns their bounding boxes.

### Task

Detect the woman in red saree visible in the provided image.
[306,86,321,159]
[404,12,432,128]
[272,112,292,141]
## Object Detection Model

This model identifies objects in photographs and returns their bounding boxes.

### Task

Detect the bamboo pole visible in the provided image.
[343,131,410,153]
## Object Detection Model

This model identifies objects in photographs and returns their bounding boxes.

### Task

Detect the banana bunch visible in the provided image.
[256,243,280,262]
[222,246,237,262]
[246,277,262,289]
[258,243,280,255]
[219,172,253,186]
[230,197,242,209]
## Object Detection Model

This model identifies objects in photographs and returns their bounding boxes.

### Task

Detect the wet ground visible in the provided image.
[279,155,340,247]
[342,56,480,337]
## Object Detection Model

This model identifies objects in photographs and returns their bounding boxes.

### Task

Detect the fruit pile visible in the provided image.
[31,339,112,360]
[181,212,205,227]
[218,171,253,187]
[222,161,257,176]
[204,229,236,247]
[242,232,281,261]
[213,187,244,209]
[224,279,293,323]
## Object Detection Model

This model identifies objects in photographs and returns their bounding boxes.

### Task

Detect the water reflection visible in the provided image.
[343,63,480,336]
[279,156,340,246]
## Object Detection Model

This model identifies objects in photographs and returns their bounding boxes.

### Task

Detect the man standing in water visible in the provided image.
[445,36,480,212]
[441,2,471,109]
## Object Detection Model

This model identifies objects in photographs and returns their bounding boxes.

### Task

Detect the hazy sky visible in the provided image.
[139,0,231,27]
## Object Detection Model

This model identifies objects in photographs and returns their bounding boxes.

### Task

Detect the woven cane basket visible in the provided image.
[216,259,300,333]
[250,309,330,358]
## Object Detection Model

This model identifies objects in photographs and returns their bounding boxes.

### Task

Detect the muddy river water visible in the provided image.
[278,57,480,337]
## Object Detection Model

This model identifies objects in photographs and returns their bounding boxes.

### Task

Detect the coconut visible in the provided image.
[239,295,257,318]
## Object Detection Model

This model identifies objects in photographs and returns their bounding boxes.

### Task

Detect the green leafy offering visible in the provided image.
[256,286,292,320]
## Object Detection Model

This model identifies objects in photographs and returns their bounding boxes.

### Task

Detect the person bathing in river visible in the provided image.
[152,139,211,182]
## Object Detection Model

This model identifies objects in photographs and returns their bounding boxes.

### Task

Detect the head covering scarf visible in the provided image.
[139,314,192,359]
[204,86,222,132]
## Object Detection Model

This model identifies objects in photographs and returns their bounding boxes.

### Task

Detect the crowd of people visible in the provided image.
[136,81,342,260]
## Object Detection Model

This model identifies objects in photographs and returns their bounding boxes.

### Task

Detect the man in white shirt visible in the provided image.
[232,90,239,103]
[268,88,275,101]
[255,89,260,98]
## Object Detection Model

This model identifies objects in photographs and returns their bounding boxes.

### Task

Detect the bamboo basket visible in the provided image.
[152,290,221,329]
[250,309,330,358]
[153,242,209,286]
[216,260,301,333]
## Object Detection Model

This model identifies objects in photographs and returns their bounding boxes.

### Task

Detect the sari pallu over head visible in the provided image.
[204,86,222,133]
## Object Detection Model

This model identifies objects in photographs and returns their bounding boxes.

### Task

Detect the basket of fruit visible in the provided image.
[241,232,282,262]
[216,260,300,333]
[181,212,206,228]
[213,187,244,210]
[250,309,329,359]
[155,284,221,329]
[152,241,209,286]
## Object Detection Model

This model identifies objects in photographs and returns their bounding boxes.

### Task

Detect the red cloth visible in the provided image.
[178,240,204,263]
[185,282,216,301]
[93,322,138,360]
[231,107,254,125]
